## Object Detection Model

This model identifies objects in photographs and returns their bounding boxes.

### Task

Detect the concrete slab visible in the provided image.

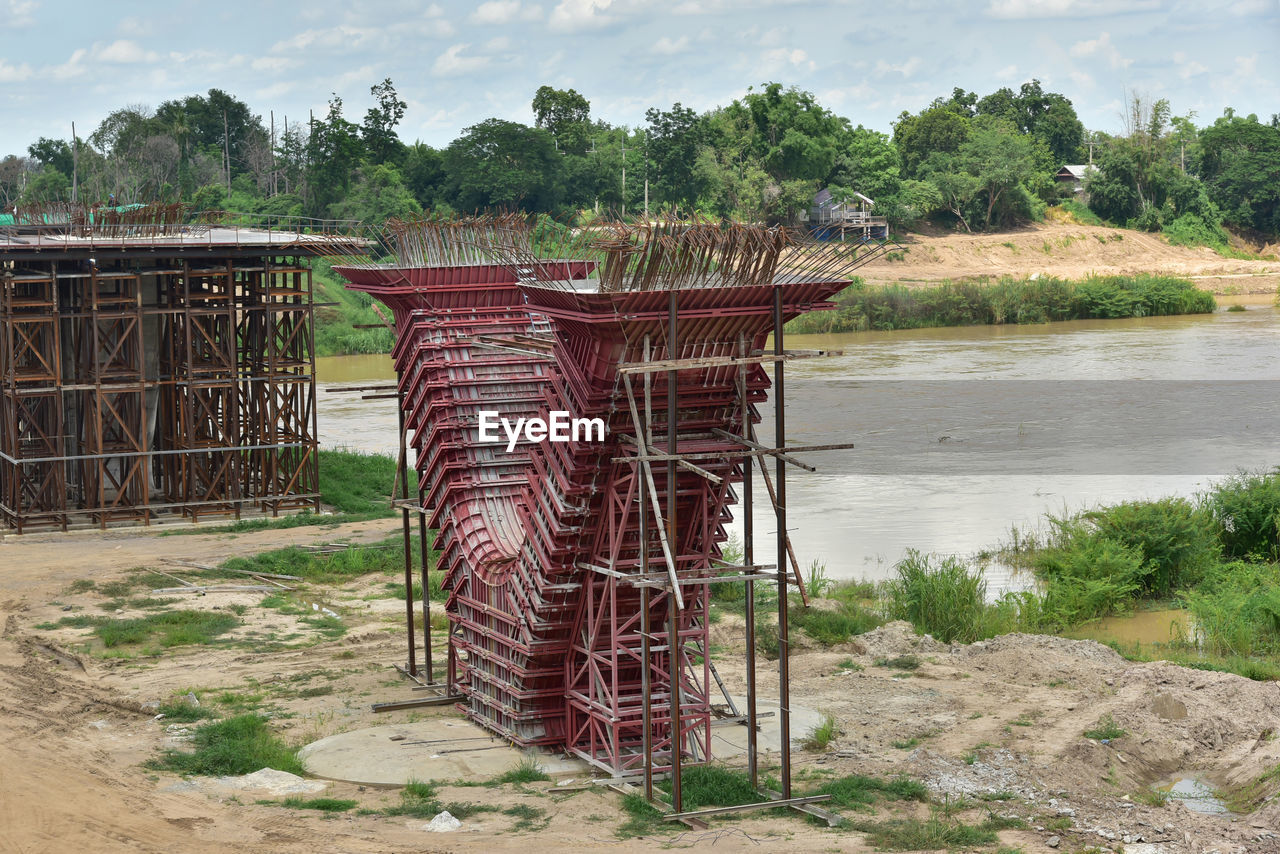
[298,718,590,786]
[301,697,824,786]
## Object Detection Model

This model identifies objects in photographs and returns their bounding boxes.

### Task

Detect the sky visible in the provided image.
[1,0,1277,155]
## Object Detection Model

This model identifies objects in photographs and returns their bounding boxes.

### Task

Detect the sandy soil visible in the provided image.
[857,221,1280,295]
[3,523,1280,853]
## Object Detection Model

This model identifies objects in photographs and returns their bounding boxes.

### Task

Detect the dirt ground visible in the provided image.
[3,523,1280,853]
[857,220,1280,295]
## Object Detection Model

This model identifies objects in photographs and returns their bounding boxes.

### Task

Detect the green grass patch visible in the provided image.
[156,699,214,722]
[493,756,551,785]
[43,610,239,650]
[801,714,839,751]
[150,714,304,776]
[848,813,999,849]
[815,774,928,811]
[1083,712,1126,741]
[274,796,358,812]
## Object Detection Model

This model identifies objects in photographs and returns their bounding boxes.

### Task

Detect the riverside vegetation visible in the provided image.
[713,468,1280,682]
[785,272,1216,334]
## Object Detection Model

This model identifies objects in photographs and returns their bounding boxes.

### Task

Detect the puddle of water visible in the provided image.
[1154,774,1228,814]
[1066,608,1194,646]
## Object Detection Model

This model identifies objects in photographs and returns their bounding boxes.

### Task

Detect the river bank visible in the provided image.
[3,515,1279,853]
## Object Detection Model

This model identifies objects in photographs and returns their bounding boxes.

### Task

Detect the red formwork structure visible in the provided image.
[334,217,893,816]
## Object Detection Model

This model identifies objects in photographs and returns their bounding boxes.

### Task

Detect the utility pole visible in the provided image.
[223,110,231,199]
[620,137,627,220]
[71,121,78,203]
[270,110,276,196]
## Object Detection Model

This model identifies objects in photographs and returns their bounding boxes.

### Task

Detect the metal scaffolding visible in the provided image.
[0,206,360,531]
[334,215,899,824]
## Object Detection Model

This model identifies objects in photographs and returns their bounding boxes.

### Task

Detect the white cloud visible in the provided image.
[486,35,513,51]
[994,63,1019,80]
[652,35,690,55]
[471,0,540,23]
[252,56,300,73]
[49,48,88,81]
[874,57,922,78]
[1228,0,1269,14]
[94,40,158,64]
[432,44,491,76]
[0,59,32,82]
[6,0,36,27]
[986,0,1160,17]
[1069,31,1132,68]
[1172,51,1208,79]
[270,26,382,53]
[1068,69,1095,87]
[549,0,615,31]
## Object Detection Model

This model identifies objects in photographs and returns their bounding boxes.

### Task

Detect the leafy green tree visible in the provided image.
[976,80,1083,164]
[918,153,980,232]
[532,86,592,155]
[1197,112,1280,235]
[27,138,73,178]
[645,103,706,210]
[443,119,564,212]
[362,78,407,165]
[305,95,365,216]
[328,163,422,223]
[401,142,446,209]
[730,83,847,183]
[893,105,970,178]
[957,117,1038,227]
[18,168,70,204]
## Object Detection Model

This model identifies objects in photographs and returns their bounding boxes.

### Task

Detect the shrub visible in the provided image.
[1204,469,1280,561]
[882,550,987,643]
[151,714,304,776]
[1084,497,1220,595]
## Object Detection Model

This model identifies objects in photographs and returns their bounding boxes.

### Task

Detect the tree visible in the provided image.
[645,103,706,210]
[401,142,446,209]
[957,117,1037,227]
[893,105,970,178]
[532,86,591,155]
[27,138,73,178]
[305,95,365,216]
[0,155,31,207]
[442,119,564,212]
[19,169,71,205]
[362,78,407,165]
[977,80,1084,164]
[1198,113,1280,235]
[328,163,422,223]
[918,153,980,232]
[729,83,848,184]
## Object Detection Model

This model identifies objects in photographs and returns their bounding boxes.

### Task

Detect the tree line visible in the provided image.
[2,79,1276,242]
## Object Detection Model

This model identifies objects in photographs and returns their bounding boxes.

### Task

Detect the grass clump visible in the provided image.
[658,765,758,811]
[275,796,358,812]
[801,714,839,751]
[617,792,666,838]
[44,610,239,650]
[848,813,999,850]
[816,774,928,811]
[156,699,214,722]
[1083,712,1126,741]
[150,714,304,776]
[1180,561,1280,658]
[493,756,551,785]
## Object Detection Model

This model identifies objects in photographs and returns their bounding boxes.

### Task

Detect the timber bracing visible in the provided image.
[0,253,321,531]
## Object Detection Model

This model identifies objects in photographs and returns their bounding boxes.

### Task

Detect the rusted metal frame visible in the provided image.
[738,337,758,792]
[608,441,857,464]
[663,793,833,821]
[617,433,721,484]
[665,288,682,813]
[748,423,809,606]
[709,427,818,473]
[773,285,792,799]
[616,349,837,375]
[620,373,684,610]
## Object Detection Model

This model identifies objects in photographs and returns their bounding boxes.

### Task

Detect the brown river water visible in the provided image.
[316,298,1279,599]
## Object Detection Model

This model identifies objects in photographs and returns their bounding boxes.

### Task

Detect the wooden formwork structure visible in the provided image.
[0,213,357,532]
